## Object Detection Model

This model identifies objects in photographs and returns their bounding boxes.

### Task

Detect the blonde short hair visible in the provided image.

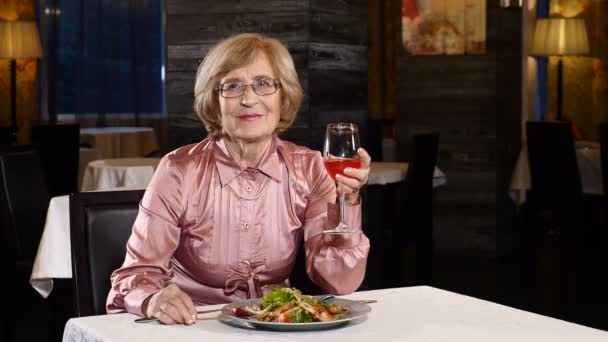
[193,33,303,138]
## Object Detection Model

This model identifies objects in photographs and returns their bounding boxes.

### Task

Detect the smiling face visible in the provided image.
[218,52,282,144]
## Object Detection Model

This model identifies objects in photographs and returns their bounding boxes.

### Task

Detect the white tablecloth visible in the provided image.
[369,161,447,187]
[79,148,98,188]
[509,142,602,205]
[62,286,608,342]
[81,158,161,192]
[80,127,159,159]
[30,195,71,298]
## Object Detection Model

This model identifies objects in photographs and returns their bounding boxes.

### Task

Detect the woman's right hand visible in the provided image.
[144,284,198,325]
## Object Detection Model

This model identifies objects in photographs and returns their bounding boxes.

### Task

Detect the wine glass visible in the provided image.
[323,123,362,234]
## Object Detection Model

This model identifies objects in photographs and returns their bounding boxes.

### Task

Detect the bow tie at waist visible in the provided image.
[225,260,266,299]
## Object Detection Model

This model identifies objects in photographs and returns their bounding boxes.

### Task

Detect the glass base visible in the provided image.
[323,223,357,234]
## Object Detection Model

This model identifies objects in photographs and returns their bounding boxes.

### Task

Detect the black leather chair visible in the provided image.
[526,121,582,205]
[400,132,440,285]
[0,126,13,146]
[0,150,51,341]
[70,190,144,317]
[0,150,51,265]
[31,124,80,196]
[523,121,591,322]
[366,132,439,289]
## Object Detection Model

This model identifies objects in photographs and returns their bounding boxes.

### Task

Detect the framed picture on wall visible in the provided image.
[402,0,486,55]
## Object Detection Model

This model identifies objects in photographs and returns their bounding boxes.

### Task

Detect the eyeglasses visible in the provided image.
[216,79,281,98]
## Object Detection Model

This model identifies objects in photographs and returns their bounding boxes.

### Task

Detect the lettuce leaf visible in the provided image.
[261,287,301,308]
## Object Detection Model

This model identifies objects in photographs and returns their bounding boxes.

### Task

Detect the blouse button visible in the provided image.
[245,185,252,192]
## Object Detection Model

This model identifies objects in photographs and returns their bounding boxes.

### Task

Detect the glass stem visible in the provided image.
[340,191,346,226]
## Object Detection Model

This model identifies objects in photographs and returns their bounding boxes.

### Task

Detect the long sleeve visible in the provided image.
[106,156,186,315]
[302,153,370,295]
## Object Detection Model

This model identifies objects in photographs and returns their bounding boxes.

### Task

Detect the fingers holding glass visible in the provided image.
[323,123,361,234]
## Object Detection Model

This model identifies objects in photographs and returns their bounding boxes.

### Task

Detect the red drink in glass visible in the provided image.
[323,158,362,182]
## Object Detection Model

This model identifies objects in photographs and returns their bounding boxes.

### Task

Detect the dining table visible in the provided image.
[62,286,608,341]
[368,161,446,186]
[80,157,162,192]
[80,127,159,159]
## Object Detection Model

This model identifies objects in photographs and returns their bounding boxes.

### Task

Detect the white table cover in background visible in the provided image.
[79,148,98,188]
[62,286,608,342]
[30,195,71,298]
[80,127,159,159]
[509,142,602,205]
[369,161,447,186]
[81,158,161,192]
[30,186,148,298]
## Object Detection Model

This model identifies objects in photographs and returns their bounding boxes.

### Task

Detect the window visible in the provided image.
[53,0,165,120]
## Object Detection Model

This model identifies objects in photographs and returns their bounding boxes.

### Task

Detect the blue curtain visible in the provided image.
[56,0,165,122]
[535,0,550,120]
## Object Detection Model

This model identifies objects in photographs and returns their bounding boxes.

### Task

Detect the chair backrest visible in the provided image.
[526,121,582,201]
[600,123,608,197]
[0,150,51,262]
[70,190,144,317]
[31,124,80,196]
[289,242,325,295]
[404,132,440,221]
[402,132,439,285]
[0,126,13,146]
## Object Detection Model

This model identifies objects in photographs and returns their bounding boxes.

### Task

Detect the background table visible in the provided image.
[30,195,71,298]
[369,161,446,186]
[80,127,159,159]
[80,158,161,192]
[62,286,608,341]
[509,142,602,205]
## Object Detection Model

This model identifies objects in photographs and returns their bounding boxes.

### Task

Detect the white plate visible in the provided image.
[220,297,371,331]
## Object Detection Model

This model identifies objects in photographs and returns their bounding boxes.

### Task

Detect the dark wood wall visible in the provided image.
[165,0,368,151]
[393,1,522,258]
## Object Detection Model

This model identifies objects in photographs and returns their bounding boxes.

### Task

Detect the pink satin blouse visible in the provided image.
[106,137,370,315]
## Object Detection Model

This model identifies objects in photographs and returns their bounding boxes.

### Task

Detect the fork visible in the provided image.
[134,308,222,324]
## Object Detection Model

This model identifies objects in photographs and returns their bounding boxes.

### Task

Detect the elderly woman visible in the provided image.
[106,33,371,325]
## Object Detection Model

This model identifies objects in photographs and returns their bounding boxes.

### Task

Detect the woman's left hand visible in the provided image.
[336,148,371,206]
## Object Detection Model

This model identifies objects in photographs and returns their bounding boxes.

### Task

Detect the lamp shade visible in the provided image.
[0,20,43,59]
[530,18,589,56]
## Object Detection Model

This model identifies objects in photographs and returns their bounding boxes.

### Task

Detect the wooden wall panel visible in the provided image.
[168,0,309,14]
[393,1,522,257]
[310,12,367,45]
[166,0,367,151]
[309,43,367,71]
[167,13,310,45]
[309,70,367,109]
[310,0,367,16]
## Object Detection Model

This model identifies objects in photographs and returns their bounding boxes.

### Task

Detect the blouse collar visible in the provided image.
[214,136,282,187]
